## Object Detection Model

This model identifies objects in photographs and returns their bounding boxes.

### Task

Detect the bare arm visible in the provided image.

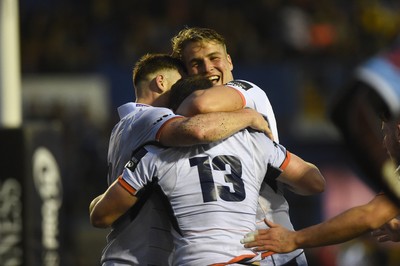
[90,177,138,228]
[89,194,103,214]
[242,194,399,253]
[176,85,244,116]
[158,108,272,146]
[278,153,325,195]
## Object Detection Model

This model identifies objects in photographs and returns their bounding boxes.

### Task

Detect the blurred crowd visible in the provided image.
[17,1,400,265]
[20,0,400,73]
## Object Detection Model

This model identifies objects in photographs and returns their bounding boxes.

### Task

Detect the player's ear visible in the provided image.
[227,54,233,71]
[154,74,165,93]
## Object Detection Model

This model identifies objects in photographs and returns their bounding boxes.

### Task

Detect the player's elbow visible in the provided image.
[187,126,217,144]
[176,91,212,116]
[189,97,214,114]
[309,173,326,194]
[297,168,326,195]
[90,212,112,228]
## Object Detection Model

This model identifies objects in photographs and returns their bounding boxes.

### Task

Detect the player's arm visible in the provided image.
[372,216,400,242]
[89,193,103,213]
[158,108,272,146]
[277,153,325,195]
[242,194,399,253]
[176,85,244,116]
[90,176,138,228]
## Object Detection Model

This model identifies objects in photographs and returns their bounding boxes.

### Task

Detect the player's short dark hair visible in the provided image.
[171,27,227,60]
[132,53,186,87]
[169,75,213,112]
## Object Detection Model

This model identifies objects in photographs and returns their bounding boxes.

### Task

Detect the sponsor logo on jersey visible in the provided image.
[226,80,253,91]
[126,146,149,171]
[125,159,137,170]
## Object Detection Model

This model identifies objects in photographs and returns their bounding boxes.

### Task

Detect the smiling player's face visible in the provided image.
[182,40,234,86]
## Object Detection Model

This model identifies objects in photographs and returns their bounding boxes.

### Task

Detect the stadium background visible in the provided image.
[3,0,400,265]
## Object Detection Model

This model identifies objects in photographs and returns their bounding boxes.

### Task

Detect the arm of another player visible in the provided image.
[277,153,325,195]
[176,85,244,116]
[158,108,272,146]
[242,194,399,252]
[90,176,138,228]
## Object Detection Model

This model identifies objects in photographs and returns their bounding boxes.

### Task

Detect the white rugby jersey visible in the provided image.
[102,102,181,266]
[120,130,290,265]
[226,79,279,143]
[107,102,182,185]
[227,80,306,265]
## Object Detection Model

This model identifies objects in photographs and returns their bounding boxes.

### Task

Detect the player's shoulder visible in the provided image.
[225,79,259,91]
[126,143,165,168]
[124,105,175,121]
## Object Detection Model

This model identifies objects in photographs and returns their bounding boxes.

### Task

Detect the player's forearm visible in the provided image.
[294,205,386,248]
[286,165,325,195]
[279,154,325,195]
[176,86,244,116]
[90,199,123,228]
[90,181,136,228]
[159,109,270,146]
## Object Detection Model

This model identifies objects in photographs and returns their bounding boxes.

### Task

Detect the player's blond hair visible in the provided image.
[171,27,227,60]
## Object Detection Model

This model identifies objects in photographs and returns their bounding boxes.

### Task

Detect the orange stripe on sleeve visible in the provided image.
[155,116,184,141]
[280,151,291,171]
[117,175,136,196]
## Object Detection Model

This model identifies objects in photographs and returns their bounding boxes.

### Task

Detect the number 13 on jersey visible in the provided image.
[189,155,245,203]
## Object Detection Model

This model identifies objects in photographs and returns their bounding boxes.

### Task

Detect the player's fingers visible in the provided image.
[371,228,384,236]
[264,218,277,228]
[243,241,265,249]
[254,244,275,252]
[254,245,268,252]
[240,230,259,244]
[377,235,390,242]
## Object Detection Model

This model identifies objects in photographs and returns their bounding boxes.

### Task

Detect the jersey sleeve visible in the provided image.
[225,80,280,143]
[138,107,183,142]
[120,148,157,195]
[269,141,291,170]
[261,138,291,192]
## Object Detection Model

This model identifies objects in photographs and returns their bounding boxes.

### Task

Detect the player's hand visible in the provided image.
[240,219,297,253]
[245,108,273,140]
[371,217,400,242]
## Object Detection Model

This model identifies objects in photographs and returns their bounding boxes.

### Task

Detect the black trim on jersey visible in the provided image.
[110,182,155,228]
[225,80,253,91]
[125,143,155,172]
[128,142,181,235]
[124,140,166,177]
[263,163,283,193]
[126,142,170,222]
[129,182,155,222]
[112,142,170,227]
[152,182,183,237]
[130,141,165,159]
[276,251,304,266]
